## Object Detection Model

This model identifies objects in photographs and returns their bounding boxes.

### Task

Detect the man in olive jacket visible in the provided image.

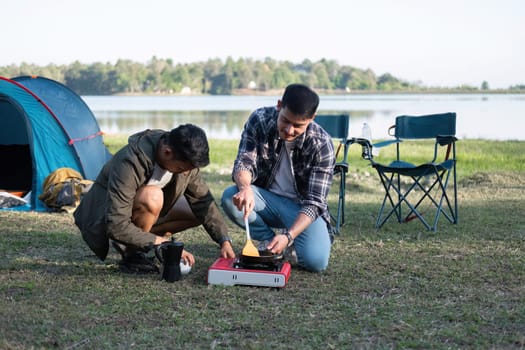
[74,124,235,273]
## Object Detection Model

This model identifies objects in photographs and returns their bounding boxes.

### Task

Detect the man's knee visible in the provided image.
[296,222,331,272]
[134,186,164,216]
[300,253,330,272]
[221,186,237,216]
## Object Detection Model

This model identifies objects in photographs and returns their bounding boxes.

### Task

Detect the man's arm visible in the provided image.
[267,212,313,255]
[183,171,235,258]
[232,169,254,219]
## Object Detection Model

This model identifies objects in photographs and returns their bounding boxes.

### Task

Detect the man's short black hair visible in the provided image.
[281,84,319,118]
[167,124,210,168]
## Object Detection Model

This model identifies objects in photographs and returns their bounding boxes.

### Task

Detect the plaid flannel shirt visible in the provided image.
[233,106,335,223]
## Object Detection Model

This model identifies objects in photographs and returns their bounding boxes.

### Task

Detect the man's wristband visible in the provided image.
[284,230,294,247]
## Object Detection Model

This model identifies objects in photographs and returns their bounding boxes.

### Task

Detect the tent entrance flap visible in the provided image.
[0,95,32,193]
[0,145,32,192]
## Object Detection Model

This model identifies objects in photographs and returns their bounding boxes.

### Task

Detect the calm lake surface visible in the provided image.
[83,94,525,141]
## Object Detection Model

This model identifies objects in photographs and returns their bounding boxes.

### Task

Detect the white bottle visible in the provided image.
[361,122,372,141]
[361,123,372,159]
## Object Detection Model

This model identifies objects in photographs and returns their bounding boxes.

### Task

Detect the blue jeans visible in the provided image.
[221,185,331,272]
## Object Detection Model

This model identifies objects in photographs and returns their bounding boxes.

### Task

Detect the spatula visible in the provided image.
[241,208,260,257]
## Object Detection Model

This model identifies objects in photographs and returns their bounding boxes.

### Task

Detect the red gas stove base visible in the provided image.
[207,257,291,288]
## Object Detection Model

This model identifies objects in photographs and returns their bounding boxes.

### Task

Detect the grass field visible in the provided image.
[1,138,524,349]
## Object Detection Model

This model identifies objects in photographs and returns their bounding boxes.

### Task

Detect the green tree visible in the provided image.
[249,61,270,91]
[114,59,148,93]
[202,58,223,94]
[377,73,406,91]
[232,58,254,89]
[271,65,296,89]
[209,73,231,95]
[347,68,377,90]
[1,57,423,95]
[334,65,354,90]
[312,62,332,89]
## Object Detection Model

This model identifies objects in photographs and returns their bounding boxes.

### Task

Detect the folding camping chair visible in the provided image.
[314,114,350,234]
[353,112,458,231]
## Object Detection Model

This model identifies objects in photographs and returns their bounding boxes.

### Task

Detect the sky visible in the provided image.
[2,0,524,89]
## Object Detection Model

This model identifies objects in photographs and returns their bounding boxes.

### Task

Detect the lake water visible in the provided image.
[83,94,525,141]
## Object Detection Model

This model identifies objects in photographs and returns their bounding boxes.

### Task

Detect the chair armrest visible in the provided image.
[373,139,401,148]
[437,135,458,146]
[347,137,400,149]
[347,137,377,160]
[347,137,372,148]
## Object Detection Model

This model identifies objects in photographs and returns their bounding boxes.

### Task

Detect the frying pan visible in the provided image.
[239,249,284,265]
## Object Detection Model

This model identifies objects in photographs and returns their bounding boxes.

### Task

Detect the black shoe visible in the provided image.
[118,252,159,274]
[284,244,298,266]
[111,241,126,255]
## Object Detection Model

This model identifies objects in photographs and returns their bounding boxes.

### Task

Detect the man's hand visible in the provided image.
[181,249,195,266]
[232,188,255,219]
[154,236,171,245]
[232,170,255,219]
[220,240,236,259]
[266,234,289,255]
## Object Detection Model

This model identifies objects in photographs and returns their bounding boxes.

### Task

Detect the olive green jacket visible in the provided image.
[74,129,230,260]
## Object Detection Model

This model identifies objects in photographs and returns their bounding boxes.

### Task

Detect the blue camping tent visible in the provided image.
[0,76,111,211]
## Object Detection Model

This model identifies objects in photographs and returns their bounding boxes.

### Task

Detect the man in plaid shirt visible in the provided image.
[221,84,335,272]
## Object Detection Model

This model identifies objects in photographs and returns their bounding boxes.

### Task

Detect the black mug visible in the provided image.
[155,241,184,282]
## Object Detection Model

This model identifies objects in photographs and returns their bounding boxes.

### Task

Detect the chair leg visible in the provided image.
[407,170,457,229]
[375,168,458,231]
[328,169,346,235]
[337,171,345,231]
[376,172,399,228]
[453,161,458,224]
[334,170,347,234]
[404,175,441,227]
[433,169,458,226]
[375,171,437,230]
[376,172,419,228]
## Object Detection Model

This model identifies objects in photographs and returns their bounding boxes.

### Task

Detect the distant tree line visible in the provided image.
[1,57,523,95]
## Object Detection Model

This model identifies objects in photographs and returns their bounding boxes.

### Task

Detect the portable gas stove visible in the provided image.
[207,257,291,288]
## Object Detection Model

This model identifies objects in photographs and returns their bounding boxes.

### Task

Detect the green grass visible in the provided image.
[1,139,524,349]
